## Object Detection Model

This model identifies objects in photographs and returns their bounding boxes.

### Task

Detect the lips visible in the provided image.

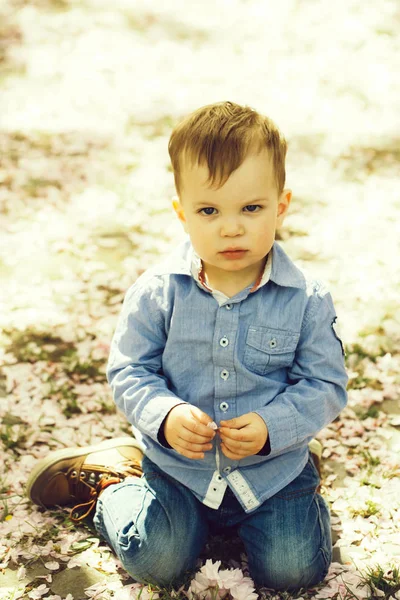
[221,248,247,253]
[220,249,248,260]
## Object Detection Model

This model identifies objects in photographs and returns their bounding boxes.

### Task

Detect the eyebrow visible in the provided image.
[194,198,269,207]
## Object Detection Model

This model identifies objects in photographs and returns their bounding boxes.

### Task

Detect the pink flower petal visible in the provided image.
[44,561,60,571]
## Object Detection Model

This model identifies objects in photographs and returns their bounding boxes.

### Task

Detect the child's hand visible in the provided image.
[219,412,268,460]
[164,404,216,460]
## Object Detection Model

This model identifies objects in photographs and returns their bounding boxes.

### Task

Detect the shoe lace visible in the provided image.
[69,460,142,522]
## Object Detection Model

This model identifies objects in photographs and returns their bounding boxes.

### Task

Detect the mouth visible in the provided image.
[220,249,248,259]
[220,248,247,253]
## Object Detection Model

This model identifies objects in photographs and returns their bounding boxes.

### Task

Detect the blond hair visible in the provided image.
[168,101,287,197]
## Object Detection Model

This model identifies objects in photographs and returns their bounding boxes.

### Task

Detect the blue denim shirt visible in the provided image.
[107,238,348,513]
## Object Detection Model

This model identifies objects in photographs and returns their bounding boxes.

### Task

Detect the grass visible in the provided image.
[360,405,381,420]
[0,423,28,451]
[359,564,400,599]
[4,328,76,363]
[360,450,381,468]
[349,499,381,519]
[345,342,387,364]
[4,326,106,379]
[98,398,117,415]
[61,351,105,380]
[347,374,382,391]
[345,340,390,391]
[47,378,111,418]
[2,326,111,420]
[61,394,82,418]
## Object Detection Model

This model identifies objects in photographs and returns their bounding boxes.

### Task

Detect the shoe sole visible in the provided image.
[308,439,322,459]
[26,436,143,502]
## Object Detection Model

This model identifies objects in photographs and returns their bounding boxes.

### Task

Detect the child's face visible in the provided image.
[172,149,291,286]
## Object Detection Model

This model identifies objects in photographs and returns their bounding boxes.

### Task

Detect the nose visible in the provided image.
[220,217,244,236]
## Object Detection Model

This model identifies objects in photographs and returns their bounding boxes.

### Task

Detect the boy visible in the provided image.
[27,101,348,592]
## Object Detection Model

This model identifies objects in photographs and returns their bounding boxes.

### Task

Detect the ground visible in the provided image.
[0,1,400,599]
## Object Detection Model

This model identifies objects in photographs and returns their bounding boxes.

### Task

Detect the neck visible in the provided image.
[202,256,267,296]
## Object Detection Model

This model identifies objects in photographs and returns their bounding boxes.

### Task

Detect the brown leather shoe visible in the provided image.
[26,437,144,521]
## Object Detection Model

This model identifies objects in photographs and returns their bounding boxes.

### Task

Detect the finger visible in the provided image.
[190,408,219,435]
[220,437,253,452]
[220,443,249,460]
[221,438,252,455]
[219,427,250,442]
[183,418,216,439]
[190,406,213,425]
[176,437,213,452]
[175,446,206,460]
[220,414,250,429]
[179,429,215,444]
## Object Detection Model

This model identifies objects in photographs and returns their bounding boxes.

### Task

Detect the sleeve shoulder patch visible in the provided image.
[331,316,346,356]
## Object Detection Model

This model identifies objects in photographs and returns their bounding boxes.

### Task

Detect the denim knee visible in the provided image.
[253,545,331,591]
[117,537,191,587]
[249,493,332,591]
[93,472,208,587]
[116,513,205,587]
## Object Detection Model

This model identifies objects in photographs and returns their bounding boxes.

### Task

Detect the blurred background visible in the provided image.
[1,1,400,595]
[1,0,399,346]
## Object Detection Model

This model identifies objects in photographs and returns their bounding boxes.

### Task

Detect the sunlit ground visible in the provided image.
[0,1,399,599]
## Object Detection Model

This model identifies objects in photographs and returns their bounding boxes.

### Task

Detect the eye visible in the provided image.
[244,205,262,212]
[198,207,217,216]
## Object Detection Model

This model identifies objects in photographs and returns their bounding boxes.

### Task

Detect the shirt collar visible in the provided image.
[152,237,306,290]
[190,248,272,294]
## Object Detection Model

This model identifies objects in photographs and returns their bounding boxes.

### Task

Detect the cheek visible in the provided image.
[252,225,275,247]
[188,224,209,244]
[254,219,274,236]
[191,219,211,235]
[260,214,276,232]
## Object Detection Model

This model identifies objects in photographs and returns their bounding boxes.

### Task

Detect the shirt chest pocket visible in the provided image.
[243,326,300,375]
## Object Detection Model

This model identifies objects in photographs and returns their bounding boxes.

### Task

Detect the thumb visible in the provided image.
[190,405,212,425]
[220,414,250,429]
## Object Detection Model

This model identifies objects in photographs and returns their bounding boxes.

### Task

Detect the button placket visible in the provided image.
[214,298,237,429]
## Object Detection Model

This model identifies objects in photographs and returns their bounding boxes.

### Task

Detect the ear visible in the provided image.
[277,189,292,227]
[172,196,189,233]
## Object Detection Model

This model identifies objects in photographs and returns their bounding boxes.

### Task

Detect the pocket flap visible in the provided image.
[246,326,299,354]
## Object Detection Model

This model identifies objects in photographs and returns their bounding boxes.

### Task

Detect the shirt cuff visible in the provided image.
[138,397,186,445]
[254,401,298,455]
[157,413,173,448]
[256,435,271,456]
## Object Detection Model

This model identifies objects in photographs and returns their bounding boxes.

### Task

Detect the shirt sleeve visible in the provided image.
[106,277,186,444]
[253,286,348,457]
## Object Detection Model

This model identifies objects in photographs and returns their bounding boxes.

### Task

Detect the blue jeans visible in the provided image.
[93,453,332,591]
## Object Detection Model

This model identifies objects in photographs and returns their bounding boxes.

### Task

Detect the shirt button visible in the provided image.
[220,401,229,411]
[269,338,277,349]
[225,304,233,310]
[220,337,229,347]
[220,369,229,380]
[223,466,231,474]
